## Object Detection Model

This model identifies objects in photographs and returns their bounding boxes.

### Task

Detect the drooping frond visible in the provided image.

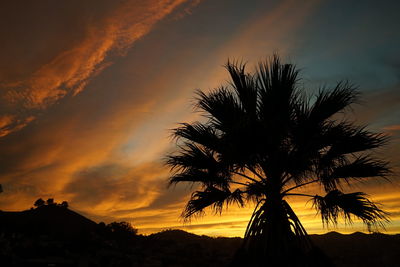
[173,122,220,151]
[166,143,217,172]
[312,190,389,231]
[182,187,244,220]
[168,168,231,189]
[166,143,231,189]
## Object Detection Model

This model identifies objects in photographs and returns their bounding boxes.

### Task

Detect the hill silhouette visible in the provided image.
[0,205,139,266]
[0,205,98,239]
[0,206,399,266]
[311,231,400,267]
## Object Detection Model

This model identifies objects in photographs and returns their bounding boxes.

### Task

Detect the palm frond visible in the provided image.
[195,87,244,132]
[225,60,258,116]
[172,122,220,151]
[166,143,217,172]
[245,182,265,203]
[323,122,389,155]
[166,142,232,189]
[257,55,299,124]
[309,81,359,124]
[313,121,390,190]
[326,156,390,182]
[168,168,231,189]
[316,148,390,191]
[182,187,244,220]
[256,54,299,97]
[313,190,389,231]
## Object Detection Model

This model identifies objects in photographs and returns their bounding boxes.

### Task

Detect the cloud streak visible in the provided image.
[0,0,187,137]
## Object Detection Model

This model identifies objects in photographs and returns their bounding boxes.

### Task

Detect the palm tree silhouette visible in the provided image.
[166,55,390,266]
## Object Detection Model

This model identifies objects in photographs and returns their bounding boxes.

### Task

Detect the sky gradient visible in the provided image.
[0,0,399,237]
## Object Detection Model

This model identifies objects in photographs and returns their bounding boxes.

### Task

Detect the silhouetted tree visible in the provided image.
[166,56,390,266]
[59,201,69,208]
[34,198,45,208]
[107,221,138,236]
[46,198,55,206]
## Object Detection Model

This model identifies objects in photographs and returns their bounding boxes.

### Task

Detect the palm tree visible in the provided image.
[166,55,390,266]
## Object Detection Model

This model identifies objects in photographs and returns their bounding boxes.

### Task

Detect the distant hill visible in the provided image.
[145,229,400,267]
[0,206,399,266]
[144,229,242,266]
[311,231,400,267]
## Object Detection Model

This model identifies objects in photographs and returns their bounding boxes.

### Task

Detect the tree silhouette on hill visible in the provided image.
[107,221,138,236]
[34,198,45,208]
[166,55,391,266]
[33,198,68,209]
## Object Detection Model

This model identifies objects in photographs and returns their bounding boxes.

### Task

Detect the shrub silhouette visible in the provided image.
[46,198,55,206]
[166,55,390,266]
[59,201,69,208]
[34,198,45,208]
[107,221,138,236]
[32,198,68,209]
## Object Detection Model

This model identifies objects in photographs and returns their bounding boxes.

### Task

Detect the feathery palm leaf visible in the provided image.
[308,82,359,124]
[312,190,389,231]
[183,187,244,220]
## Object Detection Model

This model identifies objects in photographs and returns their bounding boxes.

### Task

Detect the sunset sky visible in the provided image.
[0,0,399,237]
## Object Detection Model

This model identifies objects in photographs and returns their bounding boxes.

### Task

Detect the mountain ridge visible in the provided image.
[1,206,399,266]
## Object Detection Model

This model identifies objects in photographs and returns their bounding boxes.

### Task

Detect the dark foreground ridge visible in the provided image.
[0,206,399,266]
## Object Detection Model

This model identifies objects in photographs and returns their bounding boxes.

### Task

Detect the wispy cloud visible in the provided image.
[0,0,187,137]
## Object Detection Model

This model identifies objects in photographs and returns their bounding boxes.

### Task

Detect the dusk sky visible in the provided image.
[0,0,399,236]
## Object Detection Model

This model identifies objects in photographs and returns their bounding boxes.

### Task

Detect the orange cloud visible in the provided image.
[383,124,400,133]
[0,114,35,137]
[0,0,188,137]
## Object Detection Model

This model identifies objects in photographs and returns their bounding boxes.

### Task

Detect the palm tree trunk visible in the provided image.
[231,199,330,267]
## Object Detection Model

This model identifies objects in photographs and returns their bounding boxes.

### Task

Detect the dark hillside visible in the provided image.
[311,232,400,267]
[0,207,399,266]
[0,206,139,266]
[141,230,241,266]
[0,205,98,239]
[143,230,400,267]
